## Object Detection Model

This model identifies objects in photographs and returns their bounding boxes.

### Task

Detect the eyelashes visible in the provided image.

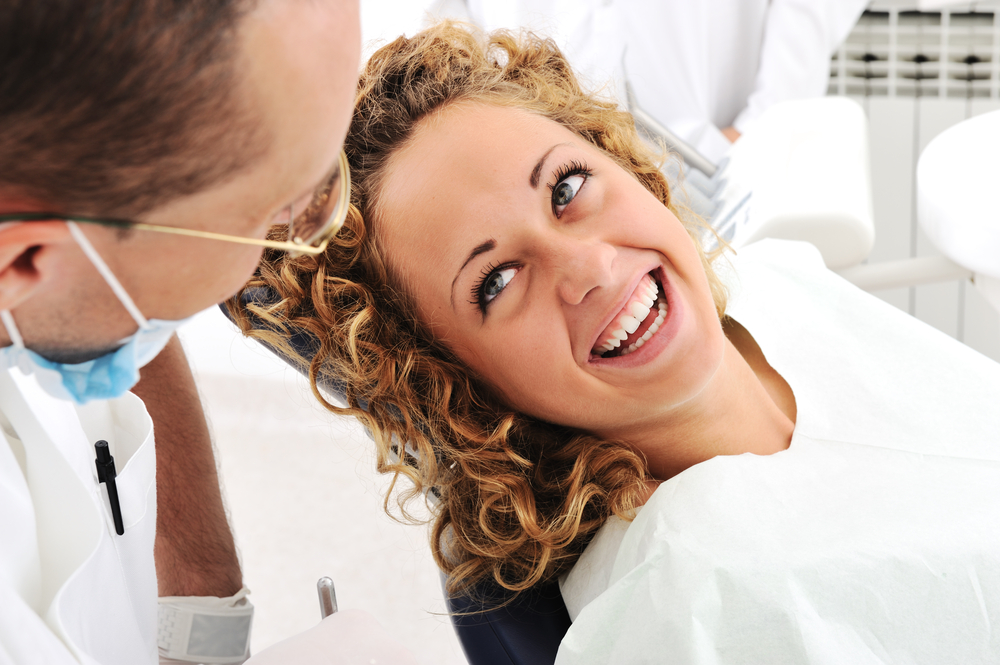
[470,261,499,307]
[548,160,592,217]
[548,160,592,189]
[470,159,593,314]
[470,260,517,310]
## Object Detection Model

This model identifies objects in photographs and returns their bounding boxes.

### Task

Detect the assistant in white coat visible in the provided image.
[437,0,868,163]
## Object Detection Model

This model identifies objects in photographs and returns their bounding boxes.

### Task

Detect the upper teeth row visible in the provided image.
[597,277,661,354]
[618,299,667,356]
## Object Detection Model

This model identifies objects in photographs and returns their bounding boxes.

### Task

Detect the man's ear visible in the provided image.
[0,221,72,311]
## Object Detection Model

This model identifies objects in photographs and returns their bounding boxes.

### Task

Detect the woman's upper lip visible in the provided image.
[584,264,662,362]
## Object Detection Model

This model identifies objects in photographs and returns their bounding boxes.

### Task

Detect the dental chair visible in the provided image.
[443,578,570,665]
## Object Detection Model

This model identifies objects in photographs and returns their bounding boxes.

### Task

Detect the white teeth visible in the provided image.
[620,314,641,335]
[645,305,667,337]
[619,293,668,356]
[629,301,650,319]
[593,275,668,357]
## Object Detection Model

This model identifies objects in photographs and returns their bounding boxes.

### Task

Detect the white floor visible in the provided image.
[178,308,467,664]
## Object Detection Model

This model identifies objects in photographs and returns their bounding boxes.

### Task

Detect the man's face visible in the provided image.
[9,0,360,360]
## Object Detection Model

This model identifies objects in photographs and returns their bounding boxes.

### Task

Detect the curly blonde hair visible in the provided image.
[227,22,727,597]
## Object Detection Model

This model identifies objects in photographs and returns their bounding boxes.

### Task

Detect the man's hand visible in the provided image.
[134,334,243,597]
[721,126,742,143]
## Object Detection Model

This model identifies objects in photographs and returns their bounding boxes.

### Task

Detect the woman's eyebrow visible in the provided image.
[530,142,571,188]
[450,238,497,309]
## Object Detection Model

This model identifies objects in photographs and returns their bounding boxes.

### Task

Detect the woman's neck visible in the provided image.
[633,318,796,481]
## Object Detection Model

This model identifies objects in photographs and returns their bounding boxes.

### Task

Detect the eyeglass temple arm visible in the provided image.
[0,213,329,256]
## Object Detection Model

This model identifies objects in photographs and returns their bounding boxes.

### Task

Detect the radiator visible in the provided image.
[829,2,1000,361]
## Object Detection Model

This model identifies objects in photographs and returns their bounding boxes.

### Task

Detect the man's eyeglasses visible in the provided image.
[0,150,351,257]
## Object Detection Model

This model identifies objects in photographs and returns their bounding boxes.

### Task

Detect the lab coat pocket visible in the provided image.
[76,391,156,531]
[60,391,159,663]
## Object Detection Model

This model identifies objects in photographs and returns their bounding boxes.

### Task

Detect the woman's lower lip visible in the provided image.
[588,269,681,368]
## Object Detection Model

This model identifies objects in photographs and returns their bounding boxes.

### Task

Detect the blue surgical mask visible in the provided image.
[0,222,195,404]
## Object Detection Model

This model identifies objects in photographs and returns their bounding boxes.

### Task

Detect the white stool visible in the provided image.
[917,109,1000,312]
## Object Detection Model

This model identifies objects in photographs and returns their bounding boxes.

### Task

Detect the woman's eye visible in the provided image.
[482,267,517,303]
[552,174,586,215]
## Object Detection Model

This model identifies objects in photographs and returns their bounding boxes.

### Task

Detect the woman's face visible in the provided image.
[378,103,727,443]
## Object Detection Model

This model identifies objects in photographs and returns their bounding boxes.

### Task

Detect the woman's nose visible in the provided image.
[551,236,616,305]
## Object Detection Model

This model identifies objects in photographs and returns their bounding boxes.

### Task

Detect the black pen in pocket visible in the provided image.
[95,440,124,535]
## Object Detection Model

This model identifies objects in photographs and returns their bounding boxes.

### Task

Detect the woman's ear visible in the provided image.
[0,220,72,310]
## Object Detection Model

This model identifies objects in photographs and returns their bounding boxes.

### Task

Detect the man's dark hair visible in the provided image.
[0,0,266,218]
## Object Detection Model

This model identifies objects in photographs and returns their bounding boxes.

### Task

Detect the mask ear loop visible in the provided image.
[66,222,152,332]
[0,310,25,349]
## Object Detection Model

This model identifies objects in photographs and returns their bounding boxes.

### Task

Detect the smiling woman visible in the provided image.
[228,21,745,596]
[228,21,1000,661]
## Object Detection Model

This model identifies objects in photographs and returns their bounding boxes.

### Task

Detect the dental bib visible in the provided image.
[558,240,1000,665]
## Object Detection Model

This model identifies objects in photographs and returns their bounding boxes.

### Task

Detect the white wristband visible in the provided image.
[158,586,254,664]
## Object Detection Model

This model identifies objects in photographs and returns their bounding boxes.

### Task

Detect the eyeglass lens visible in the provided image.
[288,160,345,248]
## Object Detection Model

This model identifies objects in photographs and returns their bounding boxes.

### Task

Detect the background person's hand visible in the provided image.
[244,610,419,665]
[721,126,742,143]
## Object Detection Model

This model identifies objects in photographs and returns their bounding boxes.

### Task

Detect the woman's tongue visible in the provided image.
[592,274,660,357]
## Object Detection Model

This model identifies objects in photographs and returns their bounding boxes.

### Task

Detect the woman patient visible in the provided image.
[230,23,1000,663]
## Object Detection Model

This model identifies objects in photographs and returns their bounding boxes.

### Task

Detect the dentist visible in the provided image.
[0,1,415,663]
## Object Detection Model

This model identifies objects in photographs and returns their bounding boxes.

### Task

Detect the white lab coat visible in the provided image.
[442,0,868,163]
[0,366,158,664]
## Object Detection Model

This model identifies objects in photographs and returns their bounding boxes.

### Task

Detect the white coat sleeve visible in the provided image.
[732,0,868,134]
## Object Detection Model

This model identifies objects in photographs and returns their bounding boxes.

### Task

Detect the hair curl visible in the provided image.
[227,22,727,598]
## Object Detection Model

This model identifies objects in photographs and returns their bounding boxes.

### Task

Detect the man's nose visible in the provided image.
[550,235,616,306]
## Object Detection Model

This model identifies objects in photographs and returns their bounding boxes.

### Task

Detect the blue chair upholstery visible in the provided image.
[445,576,570,665]
[221,296,572,665]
